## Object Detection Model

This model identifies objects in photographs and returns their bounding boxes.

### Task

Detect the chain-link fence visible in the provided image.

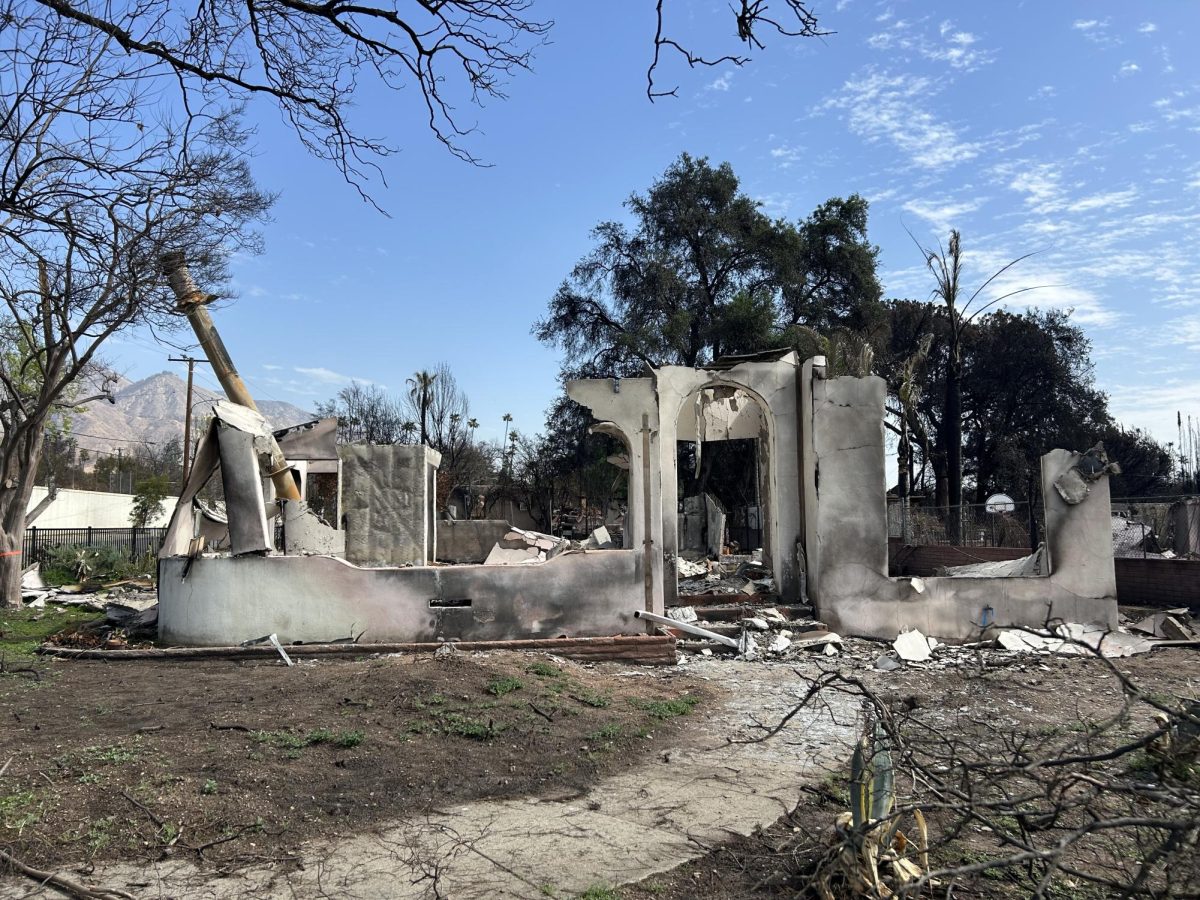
[888,500,1043,549]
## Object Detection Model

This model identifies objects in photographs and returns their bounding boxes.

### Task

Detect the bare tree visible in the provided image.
[317,381,407,444]
[27,1,825,194]
[0,7,270,605]
[915,230,1041,545]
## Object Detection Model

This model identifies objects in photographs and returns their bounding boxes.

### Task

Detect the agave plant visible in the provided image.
[818,714,931,899]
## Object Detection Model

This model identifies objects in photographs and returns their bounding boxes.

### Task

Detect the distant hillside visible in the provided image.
[71,371,315,456]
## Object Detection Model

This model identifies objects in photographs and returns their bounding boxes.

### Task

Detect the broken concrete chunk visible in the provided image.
[483,544,543,566]
[497,527,568,560]
[744,617,770,632]
[823,642,839,657]
[790,630,842,651]
[893,629,933,662]
[874,654,901,672]
[583,525,616,550]
[667,606,698,624]
[1160,615,1196,641]
[768,635,792,654]
[676,557,708,578]
[737,633,759,659]
[21,565,46,592]
[1053,467,1090,505]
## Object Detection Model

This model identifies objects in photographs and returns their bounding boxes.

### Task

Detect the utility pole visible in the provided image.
[169,355,208,488]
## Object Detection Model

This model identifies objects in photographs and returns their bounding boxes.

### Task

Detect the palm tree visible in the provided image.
[501,413,513,474]
[406,370,437,446]
[400,420,418,444]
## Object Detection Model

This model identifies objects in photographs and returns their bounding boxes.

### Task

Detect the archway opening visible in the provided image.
[673,385,773,593]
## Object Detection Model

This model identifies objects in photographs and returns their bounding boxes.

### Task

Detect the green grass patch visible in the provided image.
[254,728,366,752]
[578,886,620,900]
[81,740,140,765]
[527,661,562,678]
[0,606,99,662]
[570,689,611,708]
[436,712,506,740]
[633,695,701,720]
[486,676,524,697]
[0,790,45,834]
[589,723,624,743]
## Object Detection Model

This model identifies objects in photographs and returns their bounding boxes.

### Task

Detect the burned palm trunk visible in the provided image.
[159,251,300,503]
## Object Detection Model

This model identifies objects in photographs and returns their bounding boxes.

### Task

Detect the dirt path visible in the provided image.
[0,659,855,899]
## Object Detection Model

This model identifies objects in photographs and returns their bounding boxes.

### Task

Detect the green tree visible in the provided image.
[130,475,170,528]
[535,154,883,378]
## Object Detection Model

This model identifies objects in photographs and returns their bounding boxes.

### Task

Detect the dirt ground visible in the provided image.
[620,645,1200,899]
[0,649,712,875]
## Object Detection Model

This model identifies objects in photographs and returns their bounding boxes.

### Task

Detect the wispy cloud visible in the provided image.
[820,70,980,169]
[293,366,377,387]
[866,18,993,71]
[707,71,733,92]
[902,197,986,233]
[1117,61,1140,77]
[1137,22,1158,34]
[1072,18,1121,48]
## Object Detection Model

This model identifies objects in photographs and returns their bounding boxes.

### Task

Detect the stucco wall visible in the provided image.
[339,444,439,566]
[158,550,644,646]
[26,486,171,528]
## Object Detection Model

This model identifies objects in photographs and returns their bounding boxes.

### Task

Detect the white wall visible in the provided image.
[26,487,171,528]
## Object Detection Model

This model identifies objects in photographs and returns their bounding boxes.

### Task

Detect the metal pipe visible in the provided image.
[159,252,301,502]
[634,609,740,649]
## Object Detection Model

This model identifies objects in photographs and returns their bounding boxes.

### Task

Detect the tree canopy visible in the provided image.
[535,153,882,378]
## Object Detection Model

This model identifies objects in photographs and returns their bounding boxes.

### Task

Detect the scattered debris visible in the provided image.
[584,525,616,550]
[666,606,698,624]
[483,527,573,565]
[893,629,935,662]
[940,547,1044,578]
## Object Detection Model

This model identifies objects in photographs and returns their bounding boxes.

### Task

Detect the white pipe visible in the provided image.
[634,610,740,649]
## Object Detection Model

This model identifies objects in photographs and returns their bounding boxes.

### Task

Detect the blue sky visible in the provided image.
[110,1,1200,451]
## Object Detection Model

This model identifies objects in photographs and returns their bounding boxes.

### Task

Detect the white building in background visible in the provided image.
[25,486,171,529]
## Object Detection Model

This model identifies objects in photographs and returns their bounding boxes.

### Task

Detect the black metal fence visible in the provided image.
[888,501,1044,549]
[22,526,168,568]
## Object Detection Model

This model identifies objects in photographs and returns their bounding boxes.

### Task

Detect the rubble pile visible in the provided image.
[483,527,572,565]
[21,565,156,613]
[669,607,1199,670]
[675,551,776,597]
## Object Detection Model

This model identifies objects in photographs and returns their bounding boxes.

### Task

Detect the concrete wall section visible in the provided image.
[437,520,513,563]
[339,444,440,566]
[159,550,644,646]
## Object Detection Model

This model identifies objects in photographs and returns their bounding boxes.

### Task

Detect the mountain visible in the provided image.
[70,371,315,456]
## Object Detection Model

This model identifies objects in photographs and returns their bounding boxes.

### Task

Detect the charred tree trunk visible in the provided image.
[945,359,963,545]
[0,421,47,608]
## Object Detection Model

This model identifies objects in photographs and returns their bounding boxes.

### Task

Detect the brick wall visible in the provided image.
[1113,558,1200,608]
[888,540,1199,608]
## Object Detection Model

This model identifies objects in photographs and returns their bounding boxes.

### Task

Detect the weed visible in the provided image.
[77,772,102,785]
[438,713,505,740]
[634,695,700,720]
[253,730,308,750]
[82,741,139,764]
[201,779,218,795]
[333,729,365,748]
[0,791,44,833]
[527,662,561,678]
[579,886,619,900]
[486,676,524,697]
[589,723,624,743]
[571,690,611,709]
[539,885,557,898]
